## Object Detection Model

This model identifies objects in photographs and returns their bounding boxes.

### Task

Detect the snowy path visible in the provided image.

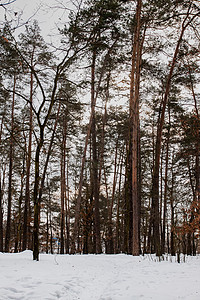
[0,251,200,300]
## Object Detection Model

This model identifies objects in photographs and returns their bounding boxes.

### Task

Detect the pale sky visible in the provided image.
[0,0,73,42]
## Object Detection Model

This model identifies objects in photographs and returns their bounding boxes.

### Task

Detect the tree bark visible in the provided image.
[129,0,142,256]
[0,117,4,252]
[65,158,70,253]
[107,139,119,254]
[5,74,16,253]
[190,69,200,203]
[161,108,170,254]
[14,160,25,253]
[170,156,175,256]
[33,133,43,260]
[0,174,3,253]
[60,115,67,254]
[23,68,33,251]
[116,147,124,253]
[91,50,102,254]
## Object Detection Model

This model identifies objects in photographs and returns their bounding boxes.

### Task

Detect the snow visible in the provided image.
[0,251,200,300]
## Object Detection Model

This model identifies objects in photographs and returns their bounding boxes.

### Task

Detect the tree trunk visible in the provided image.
[5,74,16,253]
[14,166,24,253]
[23,69,33,251]
[48,185,53,255]
[60,116,67,254]
[0,117,4,252]
[129,0,142,256]
[124,140,133,254]
[33,135,43,260]
[46,204,49,254]
[0,174,4,253]
[116,146,124,253]
[170,160,175,256]
[0,176,3,253]
[107,139,119,254]
[161,109,170,254]
[65,158,70,254]
[91,50,102,254]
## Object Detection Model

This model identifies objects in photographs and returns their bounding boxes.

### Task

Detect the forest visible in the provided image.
[0,0,200,261]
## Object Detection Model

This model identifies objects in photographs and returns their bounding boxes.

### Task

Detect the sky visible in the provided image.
[0,0,73,42]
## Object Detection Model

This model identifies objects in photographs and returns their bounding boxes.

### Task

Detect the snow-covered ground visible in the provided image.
[0,251,200,300]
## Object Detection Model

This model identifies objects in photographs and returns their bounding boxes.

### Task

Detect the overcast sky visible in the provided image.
[1,0,72,42]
